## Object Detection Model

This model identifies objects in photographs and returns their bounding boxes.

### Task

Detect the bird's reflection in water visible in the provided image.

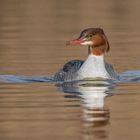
[57,80,116,139]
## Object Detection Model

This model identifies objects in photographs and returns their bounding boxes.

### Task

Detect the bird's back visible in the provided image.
[54,60,84,81]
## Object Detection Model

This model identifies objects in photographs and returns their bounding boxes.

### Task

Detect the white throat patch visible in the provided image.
[81,41,93,46]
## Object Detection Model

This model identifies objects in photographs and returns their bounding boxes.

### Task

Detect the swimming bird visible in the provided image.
[54,28,119,81]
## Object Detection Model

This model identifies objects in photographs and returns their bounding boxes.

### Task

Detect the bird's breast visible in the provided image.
[76,54,110,79]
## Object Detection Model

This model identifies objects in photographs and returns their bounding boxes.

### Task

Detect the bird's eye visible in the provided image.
[86,34,93,38]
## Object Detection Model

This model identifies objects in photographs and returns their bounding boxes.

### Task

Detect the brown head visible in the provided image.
[67,28,110,55]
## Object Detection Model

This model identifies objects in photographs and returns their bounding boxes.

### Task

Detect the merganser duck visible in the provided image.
[54,28,119,81]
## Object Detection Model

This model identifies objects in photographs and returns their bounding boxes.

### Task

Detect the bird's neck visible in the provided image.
[86,54,106,67]
[88,45,107,56]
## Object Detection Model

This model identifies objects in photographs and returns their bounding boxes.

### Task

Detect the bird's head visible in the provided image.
[67,28,110,55]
